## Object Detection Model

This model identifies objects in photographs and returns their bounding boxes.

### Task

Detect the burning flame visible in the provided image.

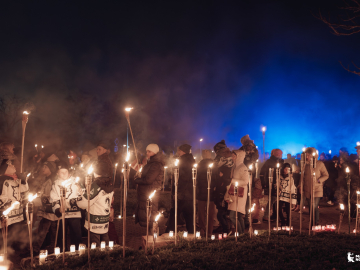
[87,165,93,175]
[80,163,83,168]
[249,164,253,170]
[155,213,161,222]
[200,138,203,142]
[62,178,72,187]
[139,166,143,173]
[329,150,332,154]
[28,193,38,202]
[121,169,124,173]
[75,177,80,183]
[302,147,306,152]
[346,167,350,173]
[23,111,29,115]
[340,204,344,210]
[27,173,31,178]
[250,203,256,212]
[115,163,118,167]
[357,191,360,195]
[164,166,168,169]
[3,201,20,216]
[276,163,279,168]
[312,152,315,156]
[125,107,133,112]
[41,145,44,148]
[35,144,37,148]
[175,159,179,166]
[235,182,238,187]
[193,164,197,168]
[149,190,156,200]
[125,152,130,162]
[208,163,213,168]
[357,142,360,146]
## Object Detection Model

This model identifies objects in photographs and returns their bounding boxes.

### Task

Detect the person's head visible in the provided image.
[0,159,16,175]
[0,142,15,154]
[213,140,226,155]
[81,153,90,164]
[332,155,339,164]
[320,153,325,161]
[202,149,212,160]
[41,161,56,177]
[282,163,291,175]
[97,143,109,157]
[56,161,69,180]
[271,149,283,159]
[231,151,237,161]
[146,144,160,159]
[177,144,191,157]
[305,147,317,161]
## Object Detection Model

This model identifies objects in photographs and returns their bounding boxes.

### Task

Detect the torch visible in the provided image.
[21,111,30,173]
[152,213,161,254]
[262,127,266,162]
[27,192,37,267]
[289,167,292,236]
[268,168,274,237]
[146,190,156,253]
[86,165,93,262]
[60,179,71,264]
[206,163,213,241]
[338,203,345,234]
[309,152,315,235]
[346,167,351,234]
[1,201,20,261]
[174,159,179,245]
[163,166,168,192]
[113,163,118,186]
[248,164,253,238]
[125,107,139,167]
[300,148,306,233]
[356,191,360,235]
[276,163,280,230]
[123,152,130,257]
[235,181,239,242]
[192,164,197,241]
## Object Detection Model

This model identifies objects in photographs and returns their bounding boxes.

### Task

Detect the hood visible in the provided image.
[233,150,245,167]
[94,176,114,193]
[149,152,165,166]
[305,147,319,162]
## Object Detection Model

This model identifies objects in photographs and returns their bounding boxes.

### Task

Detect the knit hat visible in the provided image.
[43,161,56,174]
[97,142,110,150]
[0,159,10,175]
[56,160,69,171]
[202,150,212,159]
[146,144,160,154]
[213,140,226,153]
[179,144,192,154]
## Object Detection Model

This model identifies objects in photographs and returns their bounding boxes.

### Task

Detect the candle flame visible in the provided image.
[28,193,38,202]
[155,213,161,222]
[149,190,156,200]
[208,163,213,168]
[139,166,143,173]
[313,172,315,176]
[3,201,20,216]
[121,168,124,173]
[87,165,93,175]
[125,107,133,112]
[254,230,258,235]
[340,204,344,210]
[23,111,29,115]
[346,167,350,173]
[125,151,130,162]
[250,203,256,212]
[175,159,179,166]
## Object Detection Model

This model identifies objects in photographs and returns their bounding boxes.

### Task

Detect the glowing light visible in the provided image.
[312,152,315,156]
[91,243,96,249]
[193,164,197,168]
[254,230,258,235]
[23,111,29,115]
[196,231,200,238]
[62,178,72,187]
[149,190,156,200]
[123,144,126,147]
[302,147,306,152]
[249,164,253,170]
[346,167,350,173]
[357,142,360,146]
[54,247,60,255]
[211,235,215,240]
[125,107,133,112]
[3,201,20,216]
[169,231,174,237]
[175,159,179,166]
[87,165,93,175]
[115,163,118,167]
[35,144,37,148]
[329,150,331,154]
[79,244,86,255]
[27,173,31,178]
[75,177,80,183]
[139,166,143,173]
[235,182,238,187]
[70,245,75,253]
[208,163,213,168]
[183,231,188,238]
[340,204,344,210]
[262,127,266,132]
[200,138,203,142]
[41,145,44,148]
[164,166,168,169]
[250,203,256,213]
[357,191,360,195]
[125,152,130,162]
[101,241,105,249]
[276,163,279,168]
[109,241,114,248]
[28,193,37,202]
[155,213,161,222]
[80,163,83,168]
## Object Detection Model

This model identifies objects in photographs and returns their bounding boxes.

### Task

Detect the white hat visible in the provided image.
[146,144,159,154]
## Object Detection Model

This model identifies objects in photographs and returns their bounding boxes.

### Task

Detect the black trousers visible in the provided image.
[90,231,109,247]
[165,200,194,233]
[58,218,82,252]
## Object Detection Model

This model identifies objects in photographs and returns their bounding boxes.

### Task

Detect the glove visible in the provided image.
[54,208,62,218]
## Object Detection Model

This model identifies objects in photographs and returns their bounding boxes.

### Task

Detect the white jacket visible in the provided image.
[71,178,114,234]
[50,177,82,219]
[225,150,249,215]
[0,175,29,227]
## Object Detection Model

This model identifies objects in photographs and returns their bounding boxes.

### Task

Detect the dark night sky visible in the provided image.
[1,0,359,156]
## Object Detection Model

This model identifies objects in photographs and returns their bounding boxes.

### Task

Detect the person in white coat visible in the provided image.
[224,150,248,234]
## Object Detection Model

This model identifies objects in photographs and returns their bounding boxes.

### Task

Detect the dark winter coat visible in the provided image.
[177,153,195,201]
[239,143,259,168]
[213,163,233,208]
[134,152,165,227]
[259,155,284,195]
[97,153,113,178]
[196,159,216,202]
[323,161,338,190]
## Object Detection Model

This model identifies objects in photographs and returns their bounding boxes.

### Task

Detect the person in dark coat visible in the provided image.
[239,135,259,168]
[166,144,195,233]
[196,150,215,237]
[323,159,338,205]
[134,144,164,229]
[260,149,283,221]
[96,143,113,179]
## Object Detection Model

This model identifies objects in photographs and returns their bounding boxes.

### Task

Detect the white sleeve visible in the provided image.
[50,182,61,212]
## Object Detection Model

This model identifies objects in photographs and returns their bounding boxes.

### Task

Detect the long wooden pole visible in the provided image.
[192,166,197,240]
[276,165,280,230]
[235,183,238,242]
[85,175,91,262]
[300,152,305,234]
[249,168,253,238]
[20,113,29,173]
[123,163,128,257]
[268,168,273,237]
[206,166,212,241]
[174,166,179,245]
[289,168,292,235]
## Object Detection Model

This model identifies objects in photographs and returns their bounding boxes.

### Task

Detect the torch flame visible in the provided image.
[62,178,72,187]
[329,150,332,154]
[155,213,161,222]
[208,163,213,168]
[193,164,197,168]
[27,173,31,178]
[357,190,360,195]
[164,166,168,169]
[87,165,93,175]
[250,203,256,212]
[175,159,179,166]
[276,163,279,168]
[312,152,315,156]
[35,144,37,148]
[149,190,156,200]
[125,152,130,162]
[28,193,38,202]
[262,127,266,132]
[125,107,133,112]
[80,163,83,168]
[346,167,350,173]
[115,163,118,167]
[357,142,360,146]
[235,182,238,187]
[3,201,20,216]
[139,166,143,173]
[75,177,80,183]
[41,145,44,148]
[23,111,29,115]
[249,164,253,170]
[340,204,344,210]
[302,147,306,152]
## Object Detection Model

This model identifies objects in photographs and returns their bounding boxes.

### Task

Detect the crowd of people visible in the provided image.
[0,136,359,260]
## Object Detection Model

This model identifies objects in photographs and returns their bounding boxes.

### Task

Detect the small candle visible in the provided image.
[79,244,86,255]
[234,232,239,237]
[109,241,114,248]
[39,250,47,265]
[322,226,325,231]
[254,230,258,235]
[169,231,174,237]
[278,227,281,231]
[273,227,277,231]
[196,231,200,238]
[183,231,188,238]
[101,241,106,249]
[211,235,215,240]
[223,233,228,239]
[0,254,4,262]
[154,233,158,239]
[286,227,290,231]
[218,234,223,240]
[91,242,96,249]
[54,247,60,256]
[282,226,286,231]
[70,245,76,253]
[353,229,357,233]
